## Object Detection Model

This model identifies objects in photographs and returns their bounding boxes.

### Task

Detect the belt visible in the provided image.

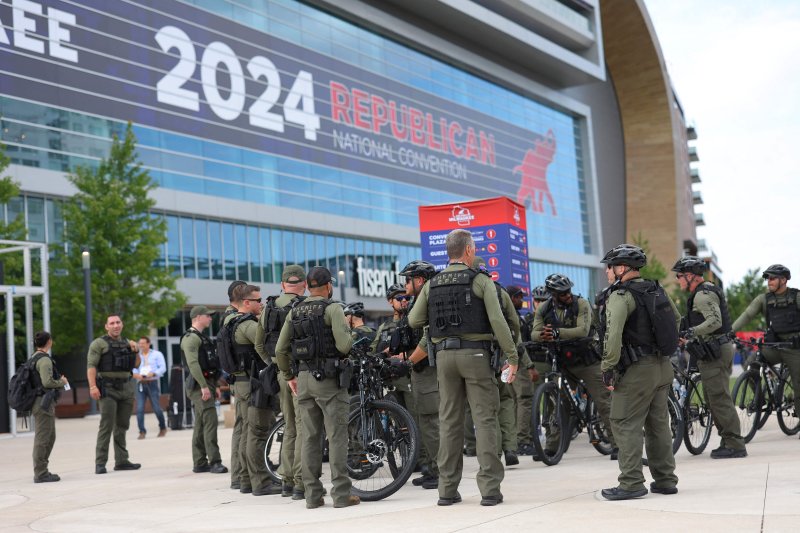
[434,338,492,352]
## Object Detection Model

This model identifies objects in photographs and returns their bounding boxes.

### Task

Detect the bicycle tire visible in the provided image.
[531,381,568,466]
[776,370,800,435]
[264,417,285,484]
[347,399,419,501]
[667,394,684,455]
[732,371,761,443]
[586,397,614,455]
[682,377,712,455]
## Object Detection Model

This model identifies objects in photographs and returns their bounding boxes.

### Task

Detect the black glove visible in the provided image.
[601,370,615,388]
[680,328,695,340]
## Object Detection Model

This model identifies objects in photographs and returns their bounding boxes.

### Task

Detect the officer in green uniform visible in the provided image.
[673,257,747,457]
[732,264,800,426]
[399,260,442,489]
[31,331,69,483]
[598,244,679,500]
[224,284,280,496]
[532,273,616,458]
[344,302,376,343]
[181,305,228,474]
[506,285,539,456]
[87,314,141,474]
[408,230,517,507]
[275,266,360,509]
[255,264,307,498]
[224,279,245,487]
[524,286,549,458]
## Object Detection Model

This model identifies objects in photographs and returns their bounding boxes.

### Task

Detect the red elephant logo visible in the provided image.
[514,130,557,216]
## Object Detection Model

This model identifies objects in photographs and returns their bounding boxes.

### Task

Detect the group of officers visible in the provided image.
[28,228,800,508]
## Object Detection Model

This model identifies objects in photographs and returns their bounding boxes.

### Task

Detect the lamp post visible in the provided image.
[82,247,97,415]
[337,270,346,302]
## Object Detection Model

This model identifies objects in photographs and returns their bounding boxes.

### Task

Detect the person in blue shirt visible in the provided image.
[134,336,167,439]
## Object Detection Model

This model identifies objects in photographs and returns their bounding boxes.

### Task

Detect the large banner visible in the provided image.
[419,197,532,313]
[0,0,562,203]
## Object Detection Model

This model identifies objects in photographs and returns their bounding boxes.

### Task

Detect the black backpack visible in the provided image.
[625,280,680,357]
[216,313,256,374]
[7,353,47,415]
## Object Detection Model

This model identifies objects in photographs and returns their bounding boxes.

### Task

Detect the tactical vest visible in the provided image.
[428,267,492,338]
[261,295,305,357]
[620,280,678,356]
[376,320,399,354]
[232,315,264,373]
[352,325,377,344]
[30,352,59,394]
[766,288,800,335]
[290,299,341,363]
[687,282,732,336]
[98,336,136,373]
[520,312,533,343]
[181,329,219,378]
[541,296,597,364]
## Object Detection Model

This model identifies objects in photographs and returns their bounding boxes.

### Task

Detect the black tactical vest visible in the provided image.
[541,296,596,362]
[428,267,492,338]
[376,320,399,353]
[181,329,219,377]
[687,282,732,335]
[30,352,59,394]
[262,295,306,357]
[231,315,264,373]
[620,283,660,352]
[98,336,137,373]
[352,325,377,344]
[766,288,800,335]
[290,299,341,362]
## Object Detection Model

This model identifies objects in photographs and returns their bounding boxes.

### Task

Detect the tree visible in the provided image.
[725,268,766,331]
[0,141,25,239]
[51,123,185,353]
[630,232,668,283]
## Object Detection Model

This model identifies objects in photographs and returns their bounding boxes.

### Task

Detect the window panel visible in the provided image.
[248,226,261,283]
[26,196,45,242]
[166,215,181,277]
[181,217,196,278]
[235,224,248,280]
[260,227,273,283]
[196,219,210,279]
[222,223,236,280]
[272,228,284,281]
[209,221,223,280]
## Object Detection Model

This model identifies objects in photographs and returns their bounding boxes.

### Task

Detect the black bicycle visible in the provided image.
[671,353,713,455]
[731,337,799,442]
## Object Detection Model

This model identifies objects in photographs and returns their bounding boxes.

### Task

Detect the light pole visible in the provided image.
[337,270,346,302]
[82,247,97,415]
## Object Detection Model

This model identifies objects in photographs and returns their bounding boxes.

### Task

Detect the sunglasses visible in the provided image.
[394,295,412,302]
[243,297,262,303]
[675,274,686,280]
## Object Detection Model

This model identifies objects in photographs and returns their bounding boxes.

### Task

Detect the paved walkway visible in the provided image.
[1,412,798,532]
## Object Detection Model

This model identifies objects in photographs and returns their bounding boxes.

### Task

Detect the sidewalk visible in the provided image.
[1,412,798,533]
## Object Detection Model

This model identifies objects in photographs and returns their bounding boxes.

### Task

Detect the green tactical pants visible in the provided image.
[610,356,678,491]
[567,361,617,448]
[509,366,533,446]
[698,343,744,450]
[437,348,503,499]
[464,380,515,452]
[32,395,56,478]
[411,366,440,476]
[278,373,303,490]
[188,385,222,468]
[296,371,351,506]
[96,379,134,466]
[763,345,800,418]
[231,378,250,487]
[246,403,276,490]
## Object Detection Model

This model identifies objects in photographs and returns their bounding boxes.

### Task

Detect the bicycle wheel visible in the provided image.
[683,377,713,455]
[586,397,614,455]
[347,399,419,501]
[264,417,285,484]
[731,371,762,443]
[531,382,568,465]
[776,370,800,435]
[667,395,684,455]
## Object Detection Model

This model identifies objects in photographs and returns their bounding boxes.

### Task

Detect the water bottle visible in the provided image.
[500,360,511,383]
[672,379,681,401]
[574,390,587,411]
[215,399,221,418]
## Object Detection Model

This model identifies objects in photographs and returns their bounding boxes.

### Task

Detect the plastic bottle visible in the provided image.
[500,360,512,383]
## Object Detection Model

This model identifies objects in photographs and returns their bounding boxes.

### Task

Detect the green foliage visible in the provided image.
[0,140,25,239]
[726,268,766,331]
[50,123,185,354]
[630,231,668,283]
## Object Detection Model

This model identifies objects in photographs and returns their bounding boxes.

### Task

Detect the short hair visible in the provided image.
[106,313,122,324]
[227,280,246,301]
[233,284,261,302]
[34,331,52,349]
[139,336,151,345]
[446,229,474,259]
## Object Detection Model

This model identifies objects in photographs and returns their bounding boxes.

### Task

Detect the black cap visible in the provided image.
[307,266,333,288]
[227,280,246,300]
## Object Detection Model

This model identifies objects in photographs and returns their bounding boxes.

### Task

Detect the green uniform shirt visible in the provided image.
[732,290,800,336]
[255,292,304,361]
[87,336,134,379]
[274,296,354,381]
[531,296,592,341]
[35,355,62,389]
[181,327,213,387]
[690,283,726,341]
[407,263,518,365]
[601,278,680,372]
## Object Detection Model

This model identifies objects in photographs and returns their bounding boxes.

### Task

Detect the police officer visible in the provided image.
[225,284,280,496]
[344,302,376,343]
[274,266,360,509]
[87,314,141,474]
[505,285,539,456]
[31,331,69,483]
[255,264,307,498]
[525,286,550,459]
[598,244,679,500]
[408,230,517,507]
[181,305,228,474]
[732,264,800,431]
[532,273,616,459]
[673,257,746,458]
[399,260,441,489]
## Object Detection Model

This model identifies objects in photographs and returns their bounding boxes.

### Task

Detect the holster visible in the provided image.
[616,344,641,371]
[490,343,503,373]
[686,338,723,361]
[425,338,436,368]
[40,390,56,411]
[337,358,354,389]
[96,377,108,398]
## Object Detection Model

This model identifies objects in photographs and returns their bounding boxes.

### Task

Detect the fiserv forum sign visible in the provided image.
[0,0,558,201]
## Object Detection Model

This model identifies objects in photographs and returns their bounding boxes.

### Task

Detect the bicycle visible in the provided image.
[670,352,713,455]
[731,337,799,442]
[528,340,615,466]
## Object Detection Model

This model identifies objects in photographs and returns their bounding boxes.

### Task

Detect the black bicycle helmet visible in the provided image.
[400,260,436,280]
[600,244,647,268]
[545,273,574,293]
[671,256,707,275]
[343,302,365,317]
[762,264,791,280]
[386,283,406,300]
[531,285,550,301]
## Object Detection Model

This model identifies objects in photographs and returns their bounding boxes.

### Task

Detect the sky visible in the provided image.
[643,0,800,286]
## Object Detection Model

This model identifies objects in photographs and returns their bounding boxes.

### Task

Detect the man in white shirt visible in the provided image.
[134,336,167,439]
